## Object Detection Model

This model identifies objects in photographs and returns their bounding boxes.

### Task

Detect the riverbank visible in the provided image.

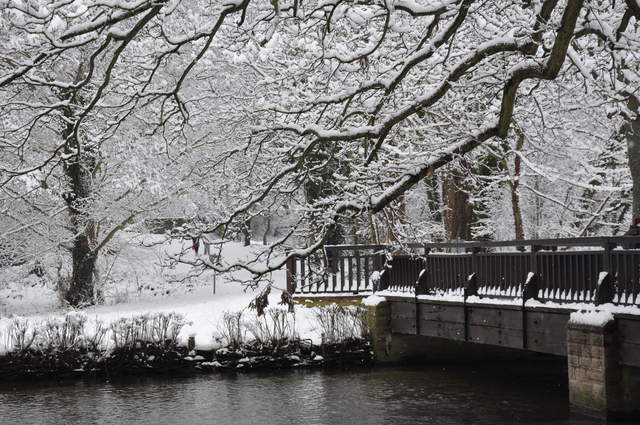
[0,303,372,382]
[0,338,373,382]
[0,234,376,382]
[0,235,338,354]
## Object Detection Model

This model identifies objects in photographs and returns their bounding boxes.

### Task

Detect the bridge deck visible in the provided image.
[384,295,640,367]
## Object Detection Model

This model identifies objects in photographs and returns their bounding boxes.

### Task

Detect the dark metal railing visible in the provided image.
[285,237,640,305]
[286,246,385,294]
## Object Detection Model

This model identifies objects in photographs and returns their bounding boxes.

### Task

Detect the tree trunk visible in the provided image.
[627,96,640,218]
[61,84,99,307]
[423,176,442,224]
[510,133,525,240]
[303,150,345,245]
[242,218,251,246]
[443,170,473,240]
[62,150,99,306]
[262,215,271,245]
[510,187,525,240]
[68,232,98,306]
[367,210,379,245]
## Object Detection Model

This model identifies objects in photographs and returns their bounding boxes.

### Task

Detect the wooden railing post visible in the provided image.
[463,273,478,299]
[325,246,338,274]
[372,245,387,292]
[470,247,480,294]
[462,273,478,342]
[530,244,540,275]
[594,271,615,306]
[521,272,539,350]
[522,272,539,302]
[379,260,391,291]
[597,242,616,305]
[529,244,540,298]
[415,269,428,295]
[415,252,430,295]
[602,241,615,274]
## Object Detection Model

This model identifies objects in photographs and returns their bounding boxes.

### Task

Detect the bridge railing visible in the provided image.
[285,245,385,294]
[285,237,640,305]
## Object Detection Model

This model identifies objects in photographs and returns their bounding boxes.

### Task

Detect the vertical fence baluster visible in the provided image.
[449,256,454,292]
[349,251,362,291]
[364,255,370,291]
[587,253,592,301]
[348,257,353,292]
[569,254,575,302]
[299,258,305,293]
[542,253,549,300]
[578,254,589,301]
[339,256,344,292]
[498,254,503,294]
[332,256,338,292]
[631,251,640,304]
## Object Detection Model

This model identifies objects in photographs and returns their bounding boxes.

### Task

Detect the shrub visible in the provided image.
[217,311,244,349]
[313,304,369,344]
[40,311,87,351]
[109,317,137,349]
[245,308,296,348]
[150,312,188,345]
[86,319,108,352]
[5,317,38,353]
[109,312,187,349]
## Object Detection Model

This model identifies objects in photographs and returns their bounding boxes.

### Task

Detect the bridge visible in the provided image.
[286,237,640,420]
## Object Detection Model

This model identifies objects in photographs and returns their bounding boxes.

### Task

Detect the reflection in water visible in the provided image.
[0,360,606,425]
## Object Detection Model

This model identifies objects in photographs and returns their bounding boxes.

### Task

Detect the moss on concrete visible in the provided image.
[293,296,366,308]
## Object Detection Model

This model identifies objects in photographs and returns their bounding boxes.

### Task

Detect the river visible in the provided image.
[0,359,606,425]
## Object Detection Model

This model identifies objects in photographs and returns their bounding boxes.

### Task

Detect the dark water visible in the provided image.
[0,360,607,425]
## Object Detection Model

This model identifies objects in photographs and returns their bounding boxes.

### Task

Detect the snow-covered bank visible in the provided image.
[0,305,373,381]
[0,288,321,354]
[0,234,324,353]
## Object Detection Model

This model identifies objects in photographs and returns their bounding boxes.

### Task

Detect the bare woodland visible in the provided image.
[0,0,639,305]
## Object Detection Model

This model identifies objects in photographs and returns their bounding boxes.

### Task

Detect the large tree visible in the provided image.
[1,0,638,299]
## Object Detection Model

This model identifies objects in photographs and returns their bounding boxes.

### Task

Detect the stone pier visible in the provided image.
[567,319,640,420]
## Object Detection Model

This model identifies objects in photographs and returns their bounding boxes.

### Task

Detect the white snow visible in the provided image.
[370,270,381,282]
[0,285,323,353]
[3,233,640,356]
[378,289,640,315]
[362,295,386,306]
[569,310,614,326]
[296,292,371,298]
[0,234,326,353]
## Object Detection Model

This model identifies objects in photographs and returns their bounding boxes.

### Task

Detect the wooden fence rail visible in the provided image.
[285,237,640,305]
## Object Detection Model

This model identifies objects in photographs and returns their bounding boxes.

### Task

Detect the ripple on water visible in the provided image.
[0,362,607,425]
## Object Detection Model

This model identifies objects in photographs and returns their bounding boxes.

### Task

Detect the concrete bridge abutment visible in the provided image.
[567,320,640,420]
[364,299,530,364]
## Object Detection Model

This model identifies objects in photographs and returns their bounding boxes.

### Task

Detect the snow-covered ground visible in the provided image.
[8,232,636,356]
[0,233,324,353]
